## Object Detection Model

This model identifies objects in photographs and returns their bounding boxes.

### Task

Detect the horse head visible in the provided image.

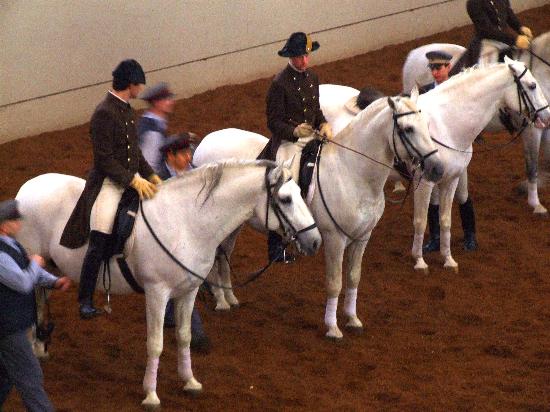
[387,92,444,183]
[264,163,321,256]
[504,56,550,128]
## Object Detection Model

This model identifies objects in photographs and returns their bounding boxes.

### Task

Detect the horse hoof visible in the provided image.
[345,325,364,335]
[345,316,363,330]
[444,265,459,274]
[214,302,231,311]
[533,204,548,215]
[184,377,203,394]
[414,258,429,274]
[325,326,343,340]
[141,392,161,409]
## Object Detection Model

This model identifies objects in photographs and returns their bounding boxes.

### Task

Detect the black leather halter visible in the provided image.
[264,167,317,242]
[512,66,549,123]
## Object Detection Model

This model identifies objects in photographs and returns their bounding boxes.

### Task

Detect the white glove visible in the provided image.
[520,26,533,40]
[319,122,333,140]
[293,123,314,138]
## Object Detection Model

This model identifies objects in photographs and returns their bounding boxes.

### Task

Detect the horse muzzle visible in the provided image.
[423,157,444,183]
[295,226,322,256]
[534,107,550,129]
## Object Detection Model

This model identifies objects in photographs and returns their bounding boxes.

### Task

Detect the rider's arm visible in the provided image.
[504,1,522,33]
[466,0,517,46]
[0,253,57,294]
[91,109,136,188]
[266,81,298,142]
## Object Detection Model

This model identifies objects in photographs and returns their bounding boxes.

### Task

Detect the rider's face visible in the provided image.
[129,83,145,99]
[290,54,309,71]
[430,63,451,84]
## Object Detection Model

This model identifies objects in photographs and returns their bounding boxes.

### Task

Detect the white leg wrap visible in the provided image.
[344,288,357,317]
[143,357,159,392]
[528,181,540,207]
[324,297,338,327]
[178,347,193,381]
[412,233,424,258]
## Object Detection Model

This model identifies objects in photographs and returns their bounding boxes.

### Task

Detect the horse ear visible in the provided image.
[504,55,513,65]
[410,85,419,103]
[387,97,396,111]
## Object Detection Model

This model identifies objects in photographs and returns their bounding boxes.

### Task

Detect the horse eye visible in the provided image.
[528,83,536,91]
[404,126,414,134]
[279,196,292,205]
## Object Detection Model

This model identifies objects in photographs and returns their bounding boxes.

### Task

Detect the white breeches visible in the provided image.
[430,170,469,205]
[90,177,125,234]
[479,39,509,67]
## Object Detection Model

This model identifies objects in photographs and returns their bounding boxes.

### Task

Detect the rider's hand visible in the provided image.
[319,122,334,140]
[54,277,72,292]
[130,175,158,200]
[520,26,533,40]
[148,174,162,185]
[515,35,530,49]
[30,255,46,268]
[293,123,314,139]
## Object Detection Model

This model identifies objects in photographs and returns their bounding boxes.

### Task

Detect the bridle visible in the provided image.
[264,166,317,243]
[512,65,549,124]
[392,109,439,180]
[315,105,437,241]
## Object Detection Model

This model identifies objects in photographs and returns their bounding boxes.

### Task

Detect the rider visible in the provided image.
[261,31,333,263]
[60,59,161,319]
[456,0,533,70]
[420,51,478,253]
[0,199,72,412]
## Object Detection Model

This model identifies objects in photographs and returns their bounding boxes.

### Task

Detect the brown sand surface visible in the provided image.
[2,6,550,411]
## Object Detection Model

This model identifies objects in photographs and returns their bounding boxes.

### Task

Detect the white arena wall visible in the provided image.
[1,0,547,143]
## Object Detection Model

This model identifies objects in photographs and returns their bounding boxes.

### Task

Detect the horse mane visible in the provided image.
[162,159,277,206]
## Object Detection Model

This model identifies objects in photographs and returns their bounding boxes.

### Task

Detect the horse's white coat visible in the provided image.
[194,95,444,338]
[402,33,550,214]
[15,161,321,407]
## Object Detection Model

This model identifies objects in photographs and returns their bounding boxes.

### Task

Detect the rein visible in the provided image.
[139,166,317,291]
[314,106,432,241]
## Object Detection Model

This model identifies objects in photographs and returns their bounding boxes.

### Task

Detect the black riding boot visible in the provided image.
[422,204,440,253]
[268,231,295,263]
[78,231,110,319]
[459,197,478,251]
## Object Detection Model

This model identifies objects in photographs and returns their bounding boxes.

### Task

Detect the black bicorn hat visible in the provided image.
[112,59,146,85]
[0,199,22,224]
[425,50,452,64]
[278,32,320,57]
[140,82,175,102]
[159,132,192,154]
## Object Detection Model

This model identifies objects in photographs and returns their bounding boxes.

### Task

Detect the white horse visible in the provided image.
[194,93,445,338]
[402,33,550,214]
[409,58,550,273]
[15,161,321,408]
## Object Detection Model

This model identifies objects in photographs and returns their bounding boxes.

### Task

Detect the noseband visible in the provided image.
[512,66,549,123]
[264,168,317,242]
[392,109,438,177]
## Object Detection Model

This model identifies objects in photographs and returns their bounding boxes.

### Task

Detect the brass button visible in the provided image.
[127,158,131,162]
[303,108,307,112]
[298,87,301,91]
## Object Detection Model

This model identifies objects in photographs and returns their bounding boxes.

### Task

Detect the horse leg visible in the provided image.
[175,289,202,392]
[438,179,460,272]
[343,238,369,331]
[219,229,240,307]
[31,287,49,359]
[141,286,169,408]
[207,258,230,311]
[323,234,346,339]
[411,181,433,273]
[522,127,547,214]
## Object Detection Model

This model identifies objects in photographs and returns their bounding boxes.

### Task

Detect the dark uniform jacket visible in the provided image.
[60,93,154,248]
[452,0,522,74]
[260,65,327,160]
[419,82,436,95]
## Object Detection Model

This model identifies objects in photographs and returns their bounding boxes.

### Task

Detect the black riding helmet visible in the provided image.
[112,59,146,91]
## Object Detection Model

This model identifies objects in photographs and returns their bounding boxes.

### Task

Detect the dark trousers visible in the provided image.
[164,300,205,336]
[0,331,54,412]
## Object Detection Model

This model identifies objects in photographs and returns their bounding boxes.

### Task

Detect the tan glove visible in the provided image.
[131,175,158,200]
[515,35,530,49]
[293,123,314,139]
[148,174,162,185]
[520,26,533,40]
[319,122,334,140]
